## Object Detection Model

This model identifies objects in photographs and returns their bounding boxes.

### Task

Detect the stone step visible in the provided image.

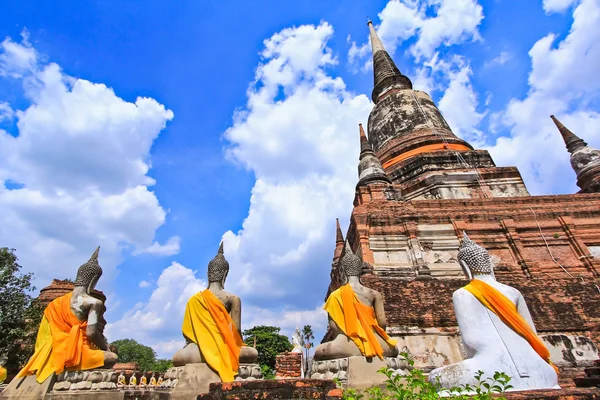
[573,376,600,388]
[584,366,600,377]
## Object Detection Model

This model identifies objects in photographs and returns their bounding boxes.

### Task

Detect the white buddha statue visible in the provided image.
[429,233,560,392]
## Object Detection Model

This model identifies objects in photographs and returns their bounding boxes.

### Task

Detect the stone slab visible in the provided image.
[0,374,55,399]
[165,363,219,400]
[346,356,388,390]
[46,391,124,400]
[504,387,600,399]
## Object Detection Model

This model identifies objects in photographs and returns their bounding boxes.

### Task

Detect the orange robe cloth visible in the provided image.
[464,279,558,373]
[17,292,105,383]
[324,284,396,359]
[181,290,244,382]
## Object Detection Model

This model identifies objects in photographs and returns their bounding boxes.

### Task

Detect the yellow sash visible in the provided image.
[464,279,558,373]
[181,290,244,382]
[0,366,6,383]
[324,284,396,359]
[17,293,105,383]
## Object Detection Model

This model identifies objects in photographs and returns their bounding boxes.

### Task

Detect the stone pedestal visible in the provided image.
[156,363,263,399]
[310,356,411,390]
[0,374,55,399]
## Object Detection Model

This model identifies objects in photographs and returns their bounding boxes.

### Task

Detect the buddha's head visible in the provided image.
[74,246,103,294]
[458,232,493,277]
[207,241,229,286]
[340,241,362,284]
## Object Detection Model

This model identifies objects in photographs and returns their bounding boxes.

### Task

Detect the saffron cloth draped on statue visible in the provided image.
[17,293,105,383]
[324,284,396,359]
[181,290,243,382]
[464,279,558,373]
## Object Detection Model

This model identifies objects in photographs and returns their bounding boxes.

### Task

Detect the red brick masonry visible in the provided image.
[275,352,302,378]
[196,379,342,400]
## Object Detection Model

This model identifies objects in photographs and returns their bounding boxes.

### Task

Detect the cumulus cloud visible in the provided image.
[106,262,206,351]
[487,0,600,195]
[0,33,174,284]
[348,0,483,68]
[0,102,13,122]
[139,280,152,288]
[134,236,181,256]
[543,0,579,13]
[484,51,514,68]
[222,22,371,310]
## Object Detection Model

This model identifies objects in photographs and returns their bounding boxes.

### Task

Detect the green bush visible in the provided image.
[339,353,513,400]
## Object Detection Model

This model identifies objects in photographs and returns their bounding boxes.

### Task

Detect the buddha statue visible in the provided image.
[149,372,158,386]
[429,233,560,391]
[140,372,147,386]
[117,370,126,386]
[16,247,118,383]
[314,242,398,361]
[129,373,137,386]
[171,242,258,382]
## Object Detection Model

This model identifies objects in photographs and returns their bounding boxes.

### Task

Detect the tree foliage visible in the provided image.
[0,248,44,369]
[110,339,172,372]
[110,338,158,372]
[302,325,315,375]
[242,325,292,377]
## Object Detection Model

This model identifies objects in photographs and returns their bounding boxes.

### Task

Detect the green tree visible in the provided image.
[302,325,314,375]
[110,339,157,372]
[152,358,173,372]
[242,325,292,378]
[0,248,44,369]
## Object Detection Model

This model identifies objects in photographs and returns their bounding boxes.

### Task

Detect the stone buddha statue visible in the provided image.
[314,242,398,361]
[172,242,258,381]
[16,247,118,383]
[429,233,559,391]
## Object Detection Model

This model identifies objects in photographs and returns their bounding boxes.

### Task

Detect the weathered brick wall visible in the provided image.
[275,352,302,379]
[329,189,600,348]
[197,379,342,400]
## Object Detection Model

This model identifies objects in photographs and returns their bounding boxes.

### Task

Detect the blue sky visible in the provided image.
[1,0,599,357]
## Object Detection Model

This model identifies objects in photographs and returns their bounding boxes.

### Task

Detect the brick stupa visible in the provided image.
[324,21,600,386]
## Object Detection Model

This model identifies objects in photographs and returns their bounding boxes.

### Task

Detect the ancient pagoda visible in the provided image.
[325,21,600,383]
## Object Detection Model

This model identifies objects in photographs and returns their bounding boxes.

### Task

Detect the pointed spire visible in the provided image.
[218,241,224,255]
[359,123,371,153]
[335,218,344,244]
[550,115,587,153]
[343,240,353,256]
[367,20,412,103]
[357,123,392,188]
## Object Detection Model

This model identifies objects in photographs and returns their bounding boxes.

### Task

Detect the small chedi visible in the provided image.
[429,233,560,392]
[312,242,410,389]
[166,242,260,396]
[2,247,119,397]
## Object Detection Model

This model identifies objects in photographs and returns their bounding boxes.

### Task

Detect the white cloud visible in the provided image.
[0,33,174,284]
[222,22,371,310]
[484,51,514,68]
[0,29,37,78]
[134,236,181,256]
[0,102,13,121]
[106,262,206,354]
[487,0,600,195]
[543,0,579,13]
[348,0,483,69]
[139,280,152,288]
[437,59,486,145]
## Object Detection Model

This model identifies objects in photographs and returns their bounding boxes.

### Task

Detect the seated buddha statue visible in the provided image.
[429,233,560,391]
[172,242,258,382]
[314,242,398,361]
[17,247,118,383]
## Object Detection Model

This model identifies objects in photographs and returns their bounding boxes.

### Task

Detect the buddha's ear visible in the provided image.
[459,260,473,281]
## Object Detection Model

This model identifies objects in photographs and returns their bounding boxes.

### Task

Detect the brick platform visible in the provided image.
[196,379,342,400]
[503,387,599,399]
[275,352,302,378]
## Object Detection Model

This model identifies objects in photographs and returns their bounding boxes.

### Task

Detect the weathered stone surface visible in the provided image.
[0,374,55,399]
[310,356,410,389]
[197,379,342,400]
